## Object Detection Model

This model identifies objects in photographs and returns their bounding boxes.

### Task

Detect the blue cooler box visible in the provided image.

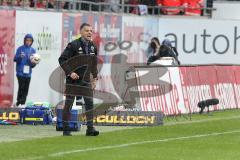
[56,109,81,131]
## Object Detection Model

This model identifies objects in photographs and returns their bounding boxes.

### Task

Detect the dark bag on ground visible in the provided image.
[20,103,53,125]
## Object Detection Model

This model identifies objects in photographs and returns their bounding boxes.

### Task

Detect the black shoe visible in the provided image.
[63,131,72,136]
[86,127,99,136]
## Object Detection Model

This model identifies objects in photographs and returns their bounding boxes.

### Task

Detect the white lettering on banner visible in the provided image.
[182,85,212,113]
[214,83,237,109]
[100,24,120,38]
[158,19,240,64]
[0,53,7,75]
[233,84,240,108]
[163,26,240,55]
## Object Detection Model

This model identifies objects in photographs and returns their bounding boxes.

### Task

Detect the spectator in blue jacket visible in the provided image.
[14,34,36,107]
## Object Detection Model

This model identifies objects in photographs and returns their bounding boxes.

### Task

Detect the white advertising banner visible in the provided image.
[15,10,62,105]
[213,2,240,20]
[158,18,240,64]
[122,16,159,63]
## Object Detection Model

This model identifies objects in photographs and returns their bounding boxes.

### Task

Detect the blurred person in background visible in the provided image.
[182,0,204,16]
[162,39,180,64]
[11,0,21,6]
[147,38,180,65]
[125,0,139,14]
[0,0,9,6]
[157,0,182,15]
[104,0,120,12]
[36,0,54,8]
[140,0,157,14]
[146,37,161,59]
[19,0,31,7]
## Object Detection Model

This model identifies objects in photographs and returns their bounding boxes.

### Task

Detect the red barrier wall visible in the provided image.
[0,10,15,108]
[136,65,240,115]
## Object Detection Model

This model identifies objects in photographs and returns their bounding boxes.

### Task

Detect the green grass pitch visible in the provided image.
[0,109,240,160]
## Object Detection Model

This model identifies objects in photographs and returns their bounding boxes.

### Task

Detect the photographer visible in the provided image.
[146,37,161,59]
[147,38,180,65]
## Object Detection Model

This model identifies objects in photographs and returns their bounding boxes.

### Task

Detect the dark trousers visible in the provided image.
[63,83,94,129]
[16,76,31,106]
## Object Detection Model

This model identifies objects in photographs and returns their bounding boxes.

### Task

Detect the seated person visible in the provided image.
[126,0,139,14]
[36,0,54,8]
[182,0,203,16]
[158,0,182,15]
[162,39,180,64]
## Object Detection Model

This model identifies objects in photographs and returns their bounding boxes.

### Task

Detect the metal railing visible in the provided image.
[0,0,217,17]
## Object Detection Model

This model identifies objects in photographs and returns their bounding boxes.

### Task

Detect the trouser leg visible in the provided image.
[84,95,94,128]
[17,76,31,106]
[62,95,75,131]
[21,77,31,105]
[83,84,94,129]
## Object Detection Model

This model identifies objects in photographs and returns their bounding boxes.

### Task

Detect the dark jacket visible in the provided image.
[59,37,98,83]
[14,34,36,78]
[147,45,180,65]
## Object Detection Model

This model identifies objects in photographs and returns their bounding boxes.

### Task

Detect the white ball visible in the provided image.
[30,53,41,64]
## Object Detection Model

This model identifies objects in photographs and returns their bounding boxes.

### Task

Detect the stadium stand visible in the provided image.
[0,0,218,17]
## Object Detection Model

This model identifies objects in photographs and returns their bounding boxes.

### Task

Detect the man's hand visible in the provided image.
[91,78,97,90]
[70,72,79,80]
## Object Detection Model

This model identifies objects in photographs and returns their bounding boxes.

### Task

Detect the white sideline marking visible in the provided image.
[165,115,240,126]
[17,129,240,160]
[14,116,240,160]
[49,130,240,157]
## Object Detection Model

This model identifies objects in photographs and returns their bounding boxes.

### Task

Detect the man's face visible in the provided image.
[25,38,33,46]
[80,26,93,41]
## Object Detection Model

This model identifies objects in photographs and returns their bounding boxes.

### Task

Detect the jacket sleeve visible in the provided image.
[58,43,75,75]
[173,47,179,57]
[91,44,98,79]
[29,48,37,68]
[14,48,22,63]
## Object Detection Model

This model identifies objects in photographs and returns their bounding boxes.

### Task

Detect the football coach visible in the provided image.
[59,23,99,136]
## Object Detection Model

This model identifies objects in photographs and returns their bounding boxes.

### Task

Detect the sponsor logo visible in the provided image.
[0,112,20,121]
[80,111,163,126]
[95,115,156,124]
